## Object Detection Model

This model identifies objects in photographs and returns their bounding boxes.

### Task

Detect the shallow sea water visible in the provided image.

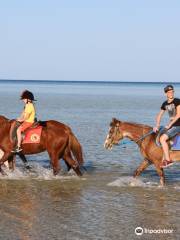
[0,81,179,240]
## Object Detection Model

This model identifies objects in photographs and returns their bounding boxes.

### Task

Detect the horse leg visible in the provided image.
[133,158,151,178]
[48,151,60,175]
[8,155,15,171]
[52,155,60,176]
[63,149,82,176]
[0,152,12,175]
[154,163,165,186]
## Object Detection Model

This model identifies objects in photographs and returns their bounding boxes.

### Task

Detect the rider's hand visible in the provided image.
[153,126,159,132]
[17,118,22,122]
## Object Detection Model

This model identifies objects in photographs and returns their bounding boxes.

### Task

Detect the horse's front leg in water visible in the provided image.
[7,155,15,171]
[133,158,151,178]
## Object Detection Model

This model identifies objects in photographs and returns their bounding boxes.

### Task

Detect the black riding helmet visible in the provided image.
[164,85,174,93]
[20,90,37,101]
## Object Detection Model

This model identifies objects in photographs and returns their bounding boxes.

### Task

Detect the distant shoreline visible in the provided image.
[0,79,179,85]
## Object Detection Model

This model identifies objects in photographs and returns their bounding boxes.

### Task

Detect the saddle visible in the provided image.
[10,120,43,144]
[156,127,180,151]
[171,134,180,150]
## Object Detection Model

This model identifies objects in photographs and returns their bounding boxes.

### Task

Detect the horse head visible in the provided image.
[104,118,124,150]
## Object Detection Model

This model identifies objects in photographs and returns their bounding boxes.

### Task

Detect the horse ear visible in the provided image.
[111,118,121,126]
[112,118,121,124]
[112,118,116,123]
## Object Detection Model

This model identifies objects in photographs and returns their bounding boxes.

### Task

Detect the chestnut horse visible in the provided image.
[0,115,84,176]
[104,118,180,186]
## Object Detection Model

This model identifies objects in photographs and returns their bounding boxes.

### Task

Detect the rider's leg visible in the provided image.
[16,126,22,149]
[16,122,33,150]
[160,134,170,161]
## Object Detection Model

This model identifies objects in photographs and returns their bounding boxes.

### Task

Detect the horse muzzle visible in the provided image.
[104,139,113,150]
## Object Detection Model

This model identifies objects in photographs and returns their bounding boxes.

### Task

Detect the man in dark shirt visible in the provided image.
[153,85,180,168]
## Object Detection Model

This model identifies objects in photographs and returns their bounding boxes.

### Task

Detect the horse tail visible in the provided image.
[69,132,84,166]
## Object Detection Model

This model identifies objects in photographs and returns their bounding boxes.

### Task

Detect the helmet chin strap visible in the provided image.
[26,99,32,104]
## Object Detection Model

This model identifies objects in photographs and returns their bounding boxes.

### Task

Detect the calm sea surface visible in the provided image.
[0,81,179,240]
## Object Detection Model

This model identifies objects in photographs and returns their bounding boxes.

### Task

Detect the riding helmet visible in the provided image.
[20,90,37,101]
[164,85,174,93]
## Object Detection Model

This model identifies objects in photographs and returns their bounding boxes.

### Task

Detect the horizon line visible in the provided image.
[0,79,180,84]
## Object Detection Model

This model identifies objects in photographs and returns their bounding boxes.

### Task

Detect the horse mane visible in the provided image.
[38,121,47,127]
[0,115,10,127]
[0,115,9,122]
[110,118,152,130]
[124,121,152,130]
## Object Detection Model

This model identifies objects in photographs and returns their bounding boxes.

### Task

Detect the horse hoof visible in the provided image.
[25,165,31,170]
[1,170,8,176]
[74,168,83,177]
[53,170,59,176]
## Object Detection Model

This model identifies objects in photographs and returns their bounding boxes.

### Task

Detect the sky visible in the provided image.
[0,0,180,82]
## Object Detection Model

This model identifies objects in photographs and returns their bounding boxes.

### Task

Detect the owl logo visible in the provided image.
[30,133,40,142]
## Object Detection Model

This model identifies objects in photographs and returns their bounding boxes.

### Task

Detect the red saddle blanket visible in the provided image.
[22,126,42,144]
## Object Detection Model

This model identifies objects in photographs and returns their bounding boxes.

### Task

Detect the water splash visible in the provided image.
[107,176,159,188]
[0,163,84,181]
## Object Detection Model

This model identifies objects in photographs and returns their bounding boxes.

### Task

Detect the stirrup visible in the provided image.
[15,147,23,153]
[11,148,16,153]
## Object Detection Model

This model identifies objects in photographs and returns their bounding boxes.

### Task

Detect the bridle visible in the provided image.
[109,124,154,146]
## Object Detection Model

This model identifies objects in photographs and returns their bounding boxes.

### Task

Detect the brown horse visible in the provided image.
[104,118,180,186]
[0,115,84,176]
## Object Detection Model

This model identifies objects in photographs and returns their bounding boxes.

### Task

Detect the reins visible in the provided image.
[135,129,154,143]
[119,128,154,147]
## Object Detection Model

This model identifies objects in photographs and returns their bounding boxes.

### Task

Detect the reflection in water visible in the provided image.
[0,181,38,240]
[0,172,179,239]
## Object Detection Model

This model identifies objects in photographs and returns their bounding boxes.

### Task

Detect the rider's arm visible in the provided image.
[21,112,30,121]
[166,105,180,129]
[154,110,165,131]
[17,103,33,122]
[17,112,30,122]
[17,110,25,122]
[17,108,31,122]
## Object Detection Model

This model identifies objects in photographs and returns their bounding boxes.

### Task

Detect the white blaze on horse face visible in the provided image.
[104,134,112,149]
[104,134,109,148]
